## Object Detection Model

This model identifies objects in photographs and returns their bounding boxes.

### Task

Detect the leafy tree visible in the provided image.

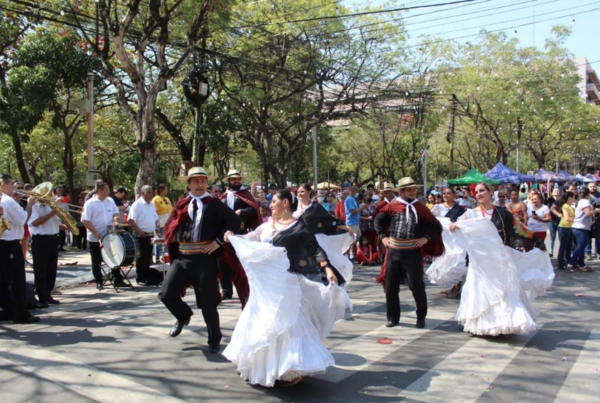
[57,0,238,193]
[213,0,407,187]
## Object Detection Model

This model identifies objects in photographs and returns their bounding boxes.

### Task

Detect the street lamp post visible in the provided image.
[182,68,210,166]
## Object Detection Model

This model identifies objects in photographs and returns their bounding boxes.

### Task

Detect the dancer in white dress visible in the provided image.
[428,188,467,297]
[223,189,353,387]
[449,183,554,336]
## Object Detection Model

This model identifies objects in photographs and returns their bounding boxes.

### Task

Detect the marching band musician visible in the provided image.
[0,174,40,324]
[160,167,240,353]
[28,193,62,308]
[127,185,161,286]
[81,181,125,290]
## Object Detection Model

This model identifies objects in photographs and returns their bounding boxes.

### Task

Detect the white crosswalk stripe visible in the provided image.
[397,330,537,402]
[1,279,595,403]
[554,330,600,403]
[318,310,455,384]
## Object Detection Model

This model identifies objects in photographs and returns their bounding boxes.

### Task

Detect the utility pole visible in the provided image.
[516,116,523,172]
[87,73,94,171]
[312,124,318,191]
[447,94,457,177]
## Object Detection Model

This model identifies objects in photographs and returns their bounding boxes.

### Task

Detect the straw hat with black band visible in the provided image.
[178,166,212,183]
[397,177,424,190]
[225,169,244,180]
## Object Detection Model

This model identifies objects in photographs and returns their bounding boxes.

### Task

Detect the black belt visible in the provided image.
[32,234,59,238]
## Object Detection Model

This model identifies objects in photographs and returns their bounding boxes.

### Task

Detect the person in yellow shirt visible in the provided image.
[556,191,575,271]
[152,184,173,263]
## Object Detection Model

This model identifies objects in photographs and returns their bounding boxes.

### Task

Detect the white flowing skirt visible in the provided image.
[224,235,353,387]
[451,219,554,336]
[427,217,468,291]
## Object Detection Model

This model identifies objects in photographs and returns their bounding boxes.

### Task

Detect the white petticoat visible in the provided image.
[223,234,353,387]
[452,218,554,336]
[426,217,468,291]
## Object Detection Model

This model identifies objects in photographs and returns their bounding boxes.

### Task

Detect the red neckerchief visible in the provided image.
[219,188,261,231]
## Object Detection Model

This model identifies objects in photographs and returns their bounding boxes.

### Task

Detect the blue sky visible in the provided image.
[358,0,600,68]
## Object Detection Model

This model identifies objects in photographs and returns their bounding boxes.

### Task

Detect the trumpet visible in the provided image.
[0,179,11,237]
[19,182,80,236]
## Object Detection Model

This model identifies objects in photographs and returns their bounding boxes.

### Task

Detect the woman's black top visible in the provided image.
[272,202,347,285]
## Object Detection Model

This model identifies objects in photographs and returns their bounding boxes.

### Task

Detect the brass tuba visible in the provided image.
[21,182,80,236]
[0,179,11,237]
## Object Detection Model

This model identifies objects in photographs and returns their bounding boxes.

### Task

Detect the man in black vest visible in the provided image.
[160,167,240,353]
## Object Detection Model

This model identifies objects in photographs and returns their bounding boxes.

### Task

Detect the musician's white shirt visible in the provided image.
[81,196,118,242]
[28,203,60,235]
[128,197,158,233]
[1,192,27,241]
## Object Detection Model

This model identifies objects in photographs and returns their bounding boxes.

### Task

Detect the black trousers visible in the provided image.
[159,253,221,346]
[89,241,122,283]
[59,229,67,249]
[31,234,59,302]
[73,226,87,250]
[135,236,153,283]
[219,261,233,297]
[0,240,31,320]
[385,247,427,323]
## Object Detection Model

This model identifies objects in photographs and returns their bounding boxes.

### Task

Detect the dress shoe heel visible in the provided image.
[208,343,221,354]
[169,317,191,337]
[416,319,426,329]
[385,321,398,328]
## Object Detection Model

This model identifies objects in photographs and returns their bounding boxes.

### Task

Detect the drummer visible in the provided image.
[81,181,127,290]
[128,185,161,286]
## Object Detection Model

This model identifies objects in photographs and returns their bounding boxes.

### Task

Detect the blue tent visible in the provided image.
[534,169,558,182]
[574,174,594,183]
[557,170,575,181]
[485,162,535,184]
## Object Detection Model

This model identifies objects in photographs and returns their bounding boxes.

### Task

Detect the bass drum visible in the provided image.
[101,232,136,268]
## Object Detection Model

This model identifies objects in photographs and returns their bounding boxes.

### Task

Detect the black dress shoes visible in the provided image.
[385,321,398,328]
[13,315,40,324]
[35,301,49,309]
[47,297,60,304]
[416,319,426,329]
[169,317,191,337]
[208,343,221,354]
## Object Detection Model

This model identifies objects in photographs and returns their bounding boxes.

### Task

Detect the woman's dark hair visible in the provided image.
[557,191,574,209]
[580,187,591,198]
[276,188,298,211]
[156,183,168,196]
[298,183,313,198]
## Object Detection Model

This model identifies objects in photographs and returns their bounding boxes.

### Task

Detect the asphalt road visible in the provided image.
[1,256,599,403]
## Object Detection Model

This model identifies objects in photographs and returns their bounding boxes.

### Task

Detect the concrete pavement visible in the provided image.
[2,255,599,403]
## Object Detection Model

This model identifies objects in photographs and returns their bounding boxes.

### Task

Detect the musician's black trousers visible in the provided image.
[89,241,122,283]
[135,237,153,283]
[385,247,427,323]
[31,234,59,302]
[159,253,221,346]
[0,240,30,320]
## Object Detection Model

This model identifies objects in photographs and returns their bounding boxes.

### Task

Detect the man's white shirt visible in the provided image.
[81,196,119,242]
[128,197,158,233]
[1,192,27,240]
[28,203,60,235]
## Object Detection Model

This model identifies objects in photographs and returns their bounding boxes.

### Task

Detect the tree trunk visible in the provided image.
[135,140,156,197]
[10,130,30,183]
